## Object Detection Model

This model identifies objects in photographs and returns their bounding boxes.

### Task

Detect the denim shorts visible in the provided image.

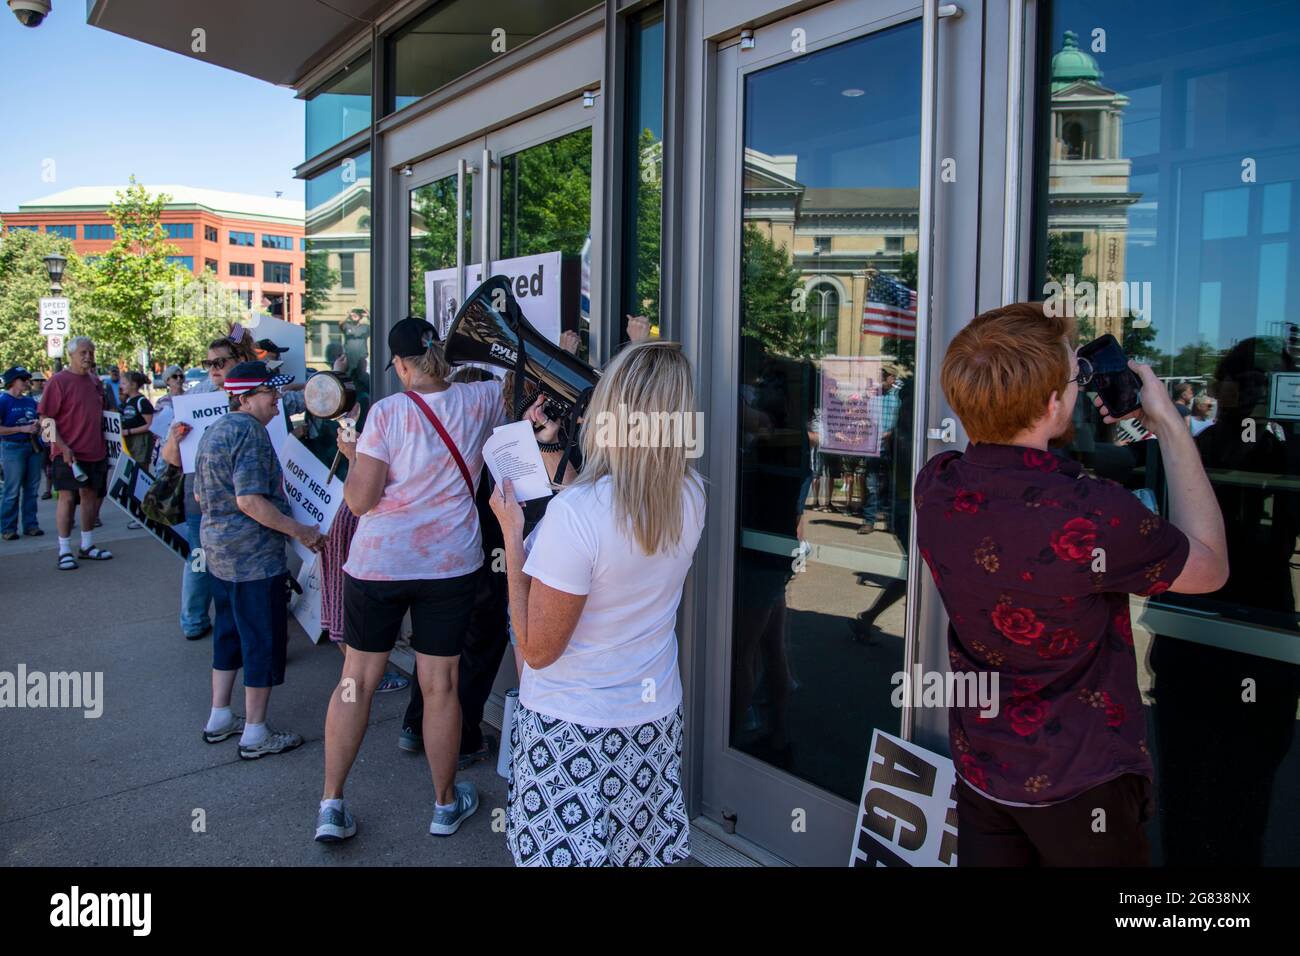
[210,572,289,688]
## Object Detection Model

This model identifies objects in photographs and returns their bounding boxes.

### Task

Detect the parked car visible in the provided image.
[183,368,207,391]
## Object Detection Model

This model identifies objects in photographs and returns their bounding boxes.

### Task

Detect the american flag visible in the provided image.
[862,272,918,340]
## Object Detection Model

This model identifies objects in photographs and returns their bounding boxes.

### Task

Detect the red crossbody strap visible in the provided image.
[404,390,475,499]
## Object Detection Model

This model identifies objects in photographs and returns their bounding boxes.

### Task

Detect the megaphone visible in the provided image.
[444,275,599,421]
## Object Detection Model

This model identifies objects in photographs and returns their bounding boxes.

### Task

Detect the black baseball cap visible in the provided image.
[386,316,438,370]
[3,366,33,386]
[255,338,289,355]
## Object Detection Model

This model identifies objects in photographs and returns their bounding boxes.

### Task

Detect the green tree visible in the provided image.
[740,225,830,362]
[631,129,663,328]
[302,249,340,317]
[500,128,593,258]
[0,225,102,373]
[89,178,184,368]
[408,177,461,316]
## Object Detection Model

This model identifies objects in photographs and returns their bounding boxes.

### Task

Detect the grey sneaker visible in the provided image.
[457,736,494,770]
[429,781,479,836]
[238,729,304,760]
[315,803,357,843]
[202,715,245,744]
[398,726,422,753]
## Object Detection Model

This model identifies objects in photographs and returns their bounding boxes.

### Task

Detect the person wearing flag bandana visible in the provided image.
[192,360,327,759]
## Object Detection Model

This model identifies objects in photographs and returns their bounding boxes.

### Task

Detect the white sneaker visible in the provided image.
[239,729,304,760]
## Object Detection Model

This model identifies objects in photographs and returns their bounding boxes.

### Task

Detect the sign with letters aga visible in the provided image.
[849,729,958,867]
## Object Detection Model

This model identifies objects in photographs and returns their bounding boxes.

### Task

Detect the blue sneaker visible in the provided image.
[315,802,357,843]
[429,781,478,836]
[398,726,422,753]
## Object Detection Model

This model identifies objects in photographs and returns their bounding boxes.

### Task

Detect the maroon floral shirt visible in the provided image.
[915,443,1189,805]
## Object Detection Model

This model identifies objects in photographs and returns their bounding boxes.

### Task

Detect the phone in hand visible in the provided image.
[1077,334,1142,418]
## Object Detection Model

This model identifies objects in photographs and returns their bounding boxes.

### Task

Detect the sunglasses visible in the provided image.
[245,385,281,400]
[1066,355,1094,388]
[201,356,233,370]
[168,373,183,380]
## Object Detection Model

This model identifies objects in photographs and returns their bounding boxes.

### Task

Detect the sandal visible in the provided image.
[58,552,79,571]
[78,546,113,561]
[376,671,410,694]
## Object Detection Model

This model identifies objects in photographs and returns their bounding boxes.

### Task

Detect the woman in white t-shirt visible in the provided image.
[490,341,706,867]
[317,317,507,844]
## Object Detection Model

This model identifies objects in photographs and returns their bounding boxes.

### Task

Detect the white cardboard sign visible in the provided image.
[278,434,344,565]
[849,729,958,868]
[172,390,230,473]
[425,250,563,346]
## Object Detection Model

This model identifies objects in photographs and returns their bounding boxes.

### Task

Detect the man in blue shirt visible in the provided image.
[0,367,44,539]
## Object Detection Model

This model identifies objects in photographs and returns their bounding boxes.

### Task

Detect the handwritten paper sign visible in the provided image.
[819,356,887,457]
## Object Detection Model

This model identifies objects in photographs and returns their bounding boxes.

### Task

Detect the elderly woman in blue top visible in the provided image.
[489,341,706,867]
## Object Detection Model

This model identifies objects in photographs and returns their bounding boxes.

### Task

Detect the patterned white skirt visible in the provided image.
[506,702,690,867]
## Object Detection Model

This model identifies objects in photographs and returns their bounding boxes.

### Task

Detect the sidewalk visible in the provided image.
[0,491,514,866]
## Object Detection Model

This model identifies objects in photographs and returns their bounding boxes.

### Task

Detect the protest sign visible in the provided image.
[279,434,343,565]
[171,390,229,473]
[289,557,326,644]
[425,251,564,345]
[244,312,307,384]
[148,406,174,441]
[849,729,958,867]
[106,455,190,562]
[102,410,122,464]
[818,356,886,458]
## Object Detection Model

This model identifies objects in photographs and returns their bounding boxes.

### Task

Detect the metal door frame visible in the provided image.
[691,0,985,866]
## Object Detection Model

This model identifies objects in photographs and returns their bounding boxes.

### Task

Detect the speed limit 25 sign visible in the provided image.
[39,296,70,336]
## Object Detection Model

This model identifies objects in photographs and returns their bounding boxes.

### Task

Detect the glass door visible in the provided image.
[702,0,976,865]
[407,142,481,340]
[485,99,603,364]
[404,100,602,362]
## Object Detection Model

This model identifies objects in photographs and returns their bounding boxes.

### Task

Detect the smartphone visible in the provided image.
[1077,333,1142,417]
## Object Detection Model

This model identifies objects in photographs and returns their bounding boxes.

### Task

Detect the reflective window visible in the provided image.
[166,255,194,270]
[163,223,194,240]
[409,171,473,329]
[83,224,114,240]
[499,127,592,359]
[263,261,292,284]
[304,151,373,472]
[45,224,76,238]
[305,52,371,159]
[1031,1,1300,865]
[386,0,594,114]
[734,22,921,802]
[620,6,664,342]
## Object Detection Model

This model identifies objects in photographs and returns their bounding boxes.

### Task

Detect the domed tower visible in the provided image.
[1046,30,1139,336]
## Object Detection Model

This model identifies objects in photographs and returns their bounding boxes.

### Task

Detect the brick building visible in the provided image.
[3,185,306,323]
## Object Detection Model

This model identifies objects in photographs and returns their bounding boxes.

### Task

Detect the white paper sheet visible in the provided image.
[482,420,553,502]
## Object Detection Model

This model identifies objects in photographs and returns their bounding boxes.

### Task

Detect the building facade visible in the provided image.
[89,0,1300,867]
[3,185,307,323]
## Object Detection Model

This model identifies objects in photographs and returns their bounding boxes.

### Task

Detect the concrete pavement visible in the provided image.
[0,491,515,866]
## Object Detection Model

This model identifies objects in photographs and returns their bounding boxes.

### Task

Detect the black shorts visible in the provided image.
[343,571,478,657]
[51,456,108,496]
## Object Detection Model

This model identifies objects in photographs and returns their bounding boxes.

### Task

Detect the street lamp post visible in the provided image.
[43,252,67,371]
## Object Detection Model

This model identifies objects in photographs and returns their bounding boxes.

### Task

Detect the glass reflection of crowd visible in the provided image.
[1061,333,1299,864]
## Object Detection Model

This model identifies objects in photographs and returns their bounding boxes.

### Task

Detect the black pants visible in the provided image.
[403,561,510,755]
[957,773,1154,867]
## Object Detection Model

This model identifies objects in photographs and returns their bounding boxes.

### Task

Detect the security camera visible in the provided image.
[9,0,51,28]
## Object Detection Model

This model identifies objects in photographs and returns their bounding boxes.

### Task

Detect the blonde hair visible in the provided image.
[573,341,703,555]
[404,340,450,381]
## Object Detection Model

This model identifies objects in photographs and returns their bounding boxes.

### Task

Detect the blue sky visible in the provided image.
[0,8,303,212]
